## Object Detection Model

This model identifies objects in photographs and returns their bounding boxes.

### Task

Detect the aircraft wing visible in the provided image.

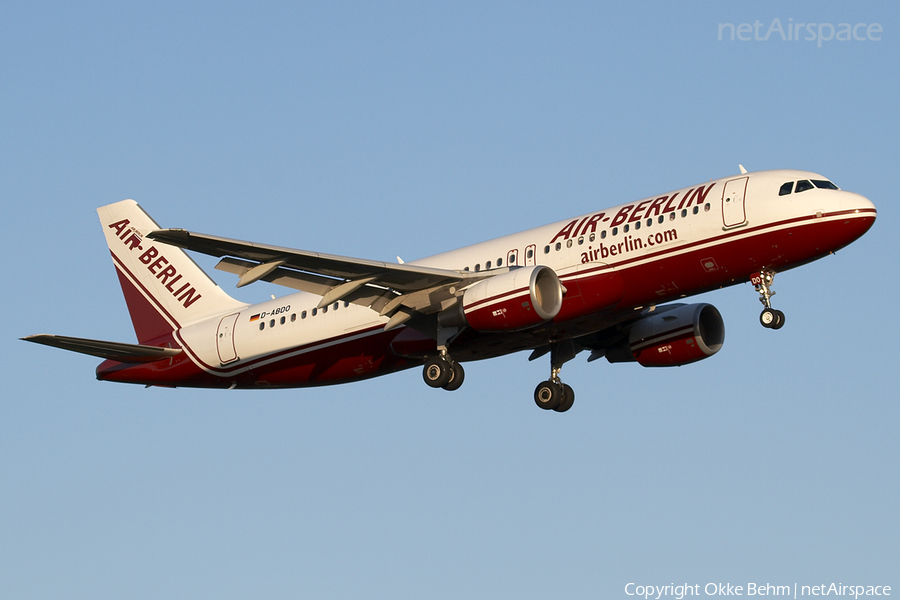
[146,229,479,292]
[146,229,493,329]
[22,334,182,363]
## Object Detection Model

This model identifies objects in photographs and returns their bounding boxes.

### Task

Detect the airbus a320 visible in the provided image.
[24,168,876,412]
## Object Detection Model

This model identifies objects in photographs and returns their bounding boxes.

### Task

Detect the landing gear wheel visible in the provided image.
[534,380,562,410]
[554,383,575,413]
[760,308,786,329]
[423,357,452,388]
[771,309,785,330]
[442,361,465,391]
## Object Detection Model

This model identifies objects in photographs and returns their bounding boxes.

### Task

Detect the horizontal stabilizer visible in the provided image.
[22,334,182,363]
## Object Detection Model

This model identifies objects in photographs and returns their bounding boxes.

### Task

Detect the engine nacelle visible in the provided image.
[606,303,725,367]
[449,265,564,332]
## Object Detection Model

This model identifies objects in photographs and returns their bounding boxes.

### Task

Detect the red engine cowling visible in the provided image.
[459,265,563,332]
[607,303,725,367]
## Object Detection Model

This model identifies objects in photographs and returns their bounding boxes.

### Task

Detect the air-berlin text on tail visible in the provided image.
[107,218,202,309]
[549,183,716,245]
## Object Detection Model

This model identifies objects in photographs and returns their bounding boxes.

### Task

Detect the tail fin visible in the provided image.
[98,200,246,344]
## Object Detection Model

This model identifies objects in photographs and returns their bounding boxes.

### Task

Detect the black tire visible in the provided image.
[771,309,786,330]
[759,308,777,328]
[443,361,465,391]
[423,357,452,388]
[554,383,575,413]
[534,381,561,410]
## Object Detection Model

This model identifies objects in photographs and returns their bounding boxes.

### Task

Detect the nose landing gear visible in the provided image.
[752,270,785,329]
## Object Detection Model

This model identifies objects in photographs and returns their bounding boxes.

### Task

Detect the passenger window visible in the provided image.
[280,316,285,325]
[486,261,492,269]
[543,246,549,254]
[693,206,699,214]
[302,310,307,319]
[646,218,652,227]
[600,230,606,239]
[795,180,814,193]
[291,313,296,322]
[322,305,328,313]
[577,236,584,245]
[566,239,573,248]
[259,322,265,331]
[528,248,534,259]
[269,319,275,328]
[497,257,502,266]
[612,227,618,236]
[589,233,595,242]
[812,180,839,190]
[681,209,687,218]
[779,182,793,196]
[334,302,339,310]
[623,224,629,233]
[635,221,640,230]
[555,242,561,251]
[669,212,676,221]
[464,266,469,271]
[704,203,711,212]
[312,308,317,316]
[475,264,481,272]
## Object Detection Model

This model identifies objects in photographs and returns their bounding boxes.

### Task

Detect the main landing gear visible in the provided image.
[533,339,576,413]
[752,270,785,330]
[422,353,465,391]
[423,320,465,392]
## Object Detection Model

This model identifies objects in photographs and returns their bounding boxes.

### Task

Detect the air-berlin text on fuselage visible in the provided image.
[107,219,202,309]
[549,183,717,245]
[581,229,678,263]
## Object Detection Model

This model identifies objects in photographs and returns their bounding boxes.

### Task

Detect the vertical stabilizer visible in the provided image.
[98,200,246,344]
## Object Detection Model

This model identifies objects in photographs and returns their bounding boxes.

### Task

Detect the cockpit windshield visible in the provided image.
[795,180,814,193]
[812,179,839,190]
[779,179,839,196]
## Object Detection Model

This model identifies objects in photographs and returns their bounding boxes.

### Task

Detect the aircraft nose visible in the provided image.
[841,191,877,216]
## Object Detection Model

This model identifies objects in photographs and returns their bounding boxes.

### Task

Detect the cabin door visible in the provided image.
[722,177,748,228]
[216,313,240,364]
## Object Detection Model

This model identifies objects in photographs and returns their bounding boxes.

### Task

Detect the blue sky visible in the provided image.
[1,2,897,598]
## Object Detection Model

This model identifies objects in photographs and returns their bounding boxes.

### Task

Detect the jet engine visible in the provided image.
[441,265,564,332]
[605,303,725,367]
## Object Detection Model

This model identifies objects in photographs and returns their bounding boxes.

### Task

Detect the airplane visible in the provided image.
[23,167,876,412]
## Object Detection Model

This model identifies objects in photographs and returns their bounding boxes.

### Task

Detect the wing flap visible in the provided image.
[22,334,182,363]
[215,258,392,309]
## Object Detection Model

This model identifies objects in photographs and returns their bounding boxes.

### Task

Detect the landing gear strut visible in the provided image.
[752,270,785,329]
[533,340,576,412]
